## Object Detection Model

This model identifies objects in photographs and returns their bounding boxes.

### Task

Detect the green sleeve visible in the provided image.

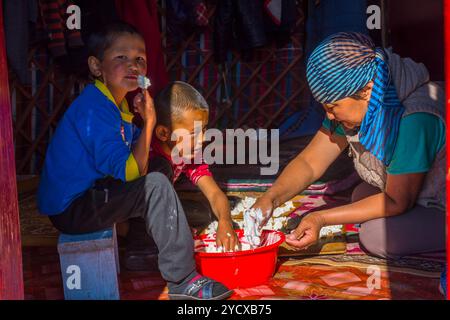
[322,118,346,136]
[387,113,445,175]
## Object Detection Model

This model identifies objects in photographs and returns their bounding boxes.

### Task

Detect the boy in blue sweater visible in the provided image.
[37,22,232,300]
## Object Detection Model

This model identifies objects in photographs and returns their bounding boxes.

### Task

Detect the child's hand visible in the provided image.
[133,89,156,128]
[216,220,239,252]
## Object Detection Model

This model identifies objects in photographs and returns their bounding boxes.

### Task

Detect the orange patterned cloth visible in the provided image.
[23,247,443,300]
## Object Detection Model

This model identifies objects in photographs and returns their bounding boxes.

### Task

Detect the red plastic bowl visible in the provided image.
[194,229,285,289]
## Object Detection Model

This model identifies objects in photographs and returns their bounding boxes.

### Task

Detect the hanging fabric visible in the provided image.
[3,0,38,84]
[38,0,84,57]
[165,0,209,44]
[115,0,169,96]
[73,0,119,44]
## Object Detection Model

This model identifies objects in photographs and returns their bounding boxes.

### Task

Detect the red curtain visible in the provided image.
[115,0,169,96]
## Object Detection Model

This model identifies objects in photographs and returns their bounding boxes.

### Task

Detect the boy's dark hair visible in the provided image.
[155,81,209,127]
[87,22,144,60]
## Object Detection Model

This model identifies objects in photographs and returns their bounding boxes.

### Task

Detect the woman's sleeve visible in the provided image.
[322,117,346,136]
[387,113,445,175]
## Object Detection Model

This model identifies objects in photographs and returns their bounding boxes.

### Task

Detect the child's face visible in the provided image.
[168,109,209,160]
[91,34,147,98]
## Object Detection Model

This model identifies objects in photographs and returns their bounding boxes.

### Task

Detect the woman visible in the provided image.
[253,32,446,259]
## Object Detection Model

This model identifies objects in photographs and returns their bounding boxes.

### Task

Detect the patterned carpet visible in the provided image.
[23,244,444,300]
[19,170,359,246]
[18,174,445,300]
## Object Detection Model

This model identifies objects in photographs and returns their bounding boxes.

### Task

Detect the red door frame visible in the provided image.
[445,0,450,300]
[0,0,448,301]
[0,2,24,300]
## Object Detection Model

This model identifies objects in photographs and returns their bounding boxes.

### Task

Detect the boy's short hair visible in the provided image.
[155,81,209,127]
[88,22,144,60]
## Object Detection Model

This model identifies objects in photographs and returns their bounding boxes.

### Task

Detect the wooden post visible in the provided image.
[0,2,25,300]
[446,0,450,301]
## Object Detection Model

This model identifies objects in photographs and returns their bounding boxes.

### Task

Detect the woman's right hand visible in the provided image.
[251,195,274,227]
[133,89,156,128]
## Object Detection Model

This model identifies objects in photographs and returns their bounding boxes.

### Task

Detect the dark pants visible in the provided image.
[49,172,196,285]
[125,156,215,251]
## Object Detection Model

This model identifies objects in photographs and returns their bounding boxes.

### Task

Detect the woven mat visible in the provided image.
[18,172,357,251]
[19,191,349,257]
[23,246,444,300]
[19,193,59,247]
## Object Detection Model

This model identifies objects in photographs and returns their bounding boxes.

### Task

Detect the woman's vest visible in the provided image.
[343,50,446,211]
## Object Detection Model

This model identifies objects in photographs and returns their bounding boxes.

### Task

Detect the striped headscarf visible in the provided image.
[306,32,404,166]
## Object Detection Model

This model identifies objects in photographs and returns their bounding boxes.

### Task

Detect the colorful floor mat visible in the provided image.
[18,173,358,248]
[22,246,444,300]
[18,174,444,300]
[19,192,59,247]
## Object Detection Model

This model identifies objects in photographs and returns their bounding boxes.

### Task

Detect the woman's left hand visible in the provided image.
[285,212,325,250]
[216,220,239,252]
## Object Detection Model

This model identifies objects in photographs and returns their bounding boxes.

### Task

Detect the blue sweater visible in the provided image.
[38,81,140,215]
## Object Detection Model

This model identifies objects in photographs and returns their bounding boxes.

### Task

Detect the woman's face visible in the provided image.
[322,82,373,130]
